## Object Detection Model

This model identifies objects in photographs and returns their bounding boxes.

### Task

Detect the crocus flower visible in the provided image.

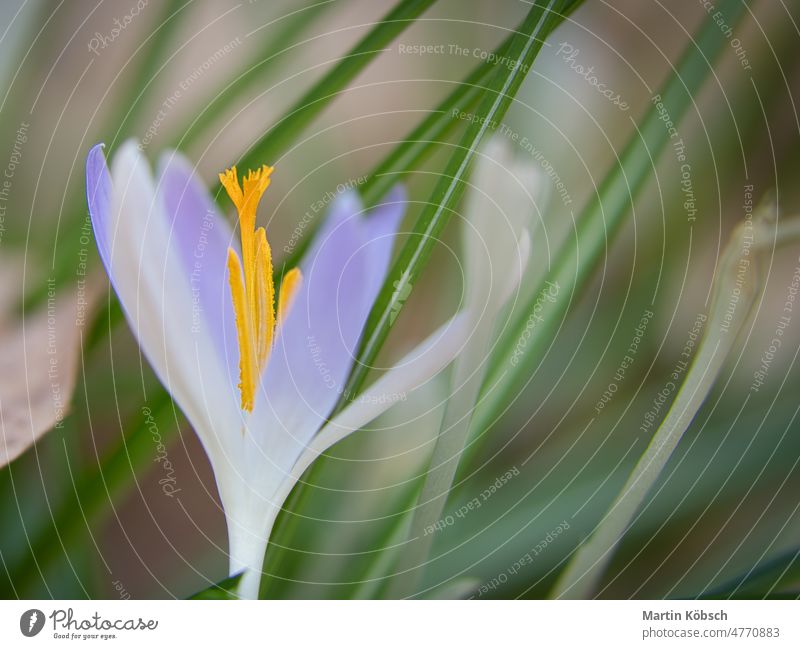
[85,141,469,598]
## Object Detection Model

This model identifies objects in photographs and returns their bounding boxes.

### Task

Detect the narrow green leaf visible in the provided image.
[502,0,752,599]
[698,548,800,599]
[189,573,243,599]
[357,47,497,207]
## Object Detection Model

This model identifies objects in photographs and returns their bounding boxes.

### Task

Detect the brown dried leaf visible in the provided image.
[0,265,100,467]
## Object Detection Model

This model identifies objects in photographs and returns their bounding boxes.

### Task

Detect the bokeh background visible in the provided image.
[1,0,799,598]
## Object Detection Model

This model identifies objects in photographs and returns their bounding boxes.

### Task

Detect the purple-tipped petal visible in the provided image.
[256,186,407,447]
[156,152,239,384]
[85,144,113,271]
[361,185,407,299]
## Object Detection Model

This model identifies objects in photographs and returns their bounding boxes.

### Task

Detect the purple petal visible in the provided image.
[361,185,407,298]
[156,151,240,384]
[256,186,406,441]
[85,144,113,270]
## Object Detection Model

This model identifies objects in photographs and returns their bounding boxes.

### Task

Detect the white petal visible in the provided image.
[107,142,237,467]
[274,312,470,507]
[498,226,531,308]
[464,135,544,314]
[226,312,470,598]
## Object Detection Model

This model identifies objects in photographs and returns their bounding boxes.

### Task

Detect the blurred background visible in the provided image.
[1,0,799,599]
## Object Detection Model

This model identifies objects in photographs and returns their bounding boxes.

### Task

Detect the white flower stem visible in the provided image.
[235,566,265,601]
[227,505,280,600]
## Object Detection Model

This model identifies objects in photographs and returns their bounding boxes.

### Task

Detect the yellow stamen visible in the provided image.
[227,249,256,412]
[219,166,243,212]
[254,227,275,369]
[278,268,302,325]
[220,164,299,412]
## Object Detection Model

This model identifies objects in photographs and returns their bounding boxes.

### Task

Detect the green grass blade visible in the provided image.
[698,547,800,599]
[189,572,243,599]
[552,207,800,599]
[358,0,585,208]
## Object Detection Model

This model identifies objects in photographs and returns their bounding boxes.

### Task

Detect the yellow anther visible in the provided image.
[254,227,275,370]
[277,268,302,325]
[222,164,299,412]
[219,166,243,212]
[227,249,256,412]
[242,165,273,215]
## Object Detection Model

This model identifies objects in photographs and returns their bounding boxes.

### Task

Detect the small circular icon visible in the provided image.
[20,609,45,637]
